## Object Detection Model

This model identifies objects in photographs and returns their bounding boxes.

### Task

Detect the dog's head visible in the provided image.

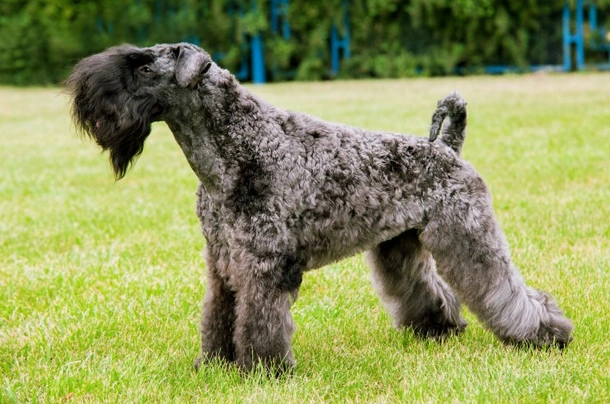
[66,43,214,179]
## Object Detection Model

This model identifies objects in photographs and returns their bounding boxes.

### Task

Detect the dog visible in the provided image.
[66,42,573,372]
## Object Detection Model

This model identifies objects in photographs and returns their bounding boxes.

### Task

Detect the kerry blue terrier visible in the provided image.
[67,42,573,372]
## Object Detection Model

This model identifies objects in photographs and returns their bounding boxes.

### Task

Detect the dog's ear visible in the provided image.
[175,46,211,88]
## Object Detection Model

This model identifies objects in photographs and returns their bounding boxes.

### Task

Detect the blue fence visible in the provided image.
[217,0,351,84]
[209,0,609,77]
[563,0,610,71]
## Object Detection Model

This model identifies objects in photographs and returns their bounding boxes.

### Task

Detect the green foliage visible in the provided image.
[0,0,602,84]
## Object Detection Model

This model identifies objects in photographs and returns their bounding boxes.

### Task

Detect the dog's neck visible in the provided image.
[166,114,222,191]
[165,72,277,192]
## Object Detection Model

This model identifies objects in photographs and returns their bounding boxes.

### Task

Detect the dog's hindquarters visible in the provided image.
[418,169,573,347]
[429,92,467,155]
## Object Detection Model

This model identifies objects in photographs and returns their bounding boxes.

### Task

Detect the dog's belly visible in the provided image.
[304,227,406,270]
[298,197,426,270]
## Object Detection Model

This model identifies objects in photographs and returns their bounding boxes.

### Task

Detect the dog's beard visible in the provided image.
[67,48,165,180]
[105,116,152,180]
[73,93,159,179]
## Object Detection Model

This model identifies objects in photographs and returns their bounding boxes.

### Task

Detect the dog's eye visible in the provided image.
[139,66,153,75]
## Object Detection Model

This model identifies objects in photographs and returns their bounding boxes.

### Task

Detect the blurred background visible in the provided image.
[0,0,609,85]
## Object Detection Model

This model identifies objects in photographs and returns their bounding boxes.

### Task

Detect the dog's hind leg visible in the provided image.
[195,246,237,369]
[419,175,573,348]
[367,229,467,339]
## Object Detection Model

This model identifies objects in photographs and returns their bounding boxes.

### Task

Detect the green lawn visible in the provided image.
[1,74,609,403]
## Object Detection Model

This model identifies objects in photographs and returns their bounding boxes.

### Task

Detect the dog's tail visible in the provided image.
[428,91,467,155]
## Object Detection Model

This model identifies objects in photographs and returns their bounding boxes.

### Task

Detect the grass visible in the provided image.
[1,73,609,403]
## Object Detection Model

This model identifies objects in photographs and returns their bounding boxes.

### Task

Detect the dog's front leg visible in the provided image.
[232,259,299,374]
[195,245,237,369]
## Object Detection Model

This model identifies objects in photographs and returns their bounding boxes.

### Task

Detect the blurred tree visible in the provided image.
[0,0,599,85]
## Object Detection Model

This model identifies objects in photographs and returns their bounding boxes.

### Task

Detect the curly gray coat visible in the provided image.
[67,43,573,373]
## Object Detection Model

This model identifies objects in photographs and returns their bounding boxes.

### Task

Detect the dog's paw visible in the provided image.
[193,356,204,372]
[411,316,468,341]
[531,292,574,349]
[194,349,236,372]
[502,292,574,349]
[510,317,574,350]
[237,354,296,377]
[533,320,574,349]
